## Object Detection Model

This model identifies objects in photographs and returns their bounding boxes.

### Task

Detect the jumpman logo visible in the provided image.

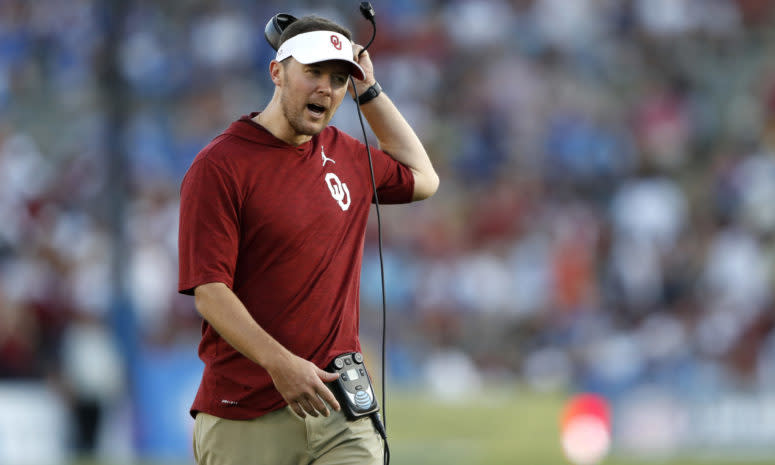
[321,146,335,167]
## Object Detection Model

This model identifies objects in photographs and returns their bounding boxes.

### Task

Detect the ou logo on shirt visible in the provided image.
[325,173,350,211]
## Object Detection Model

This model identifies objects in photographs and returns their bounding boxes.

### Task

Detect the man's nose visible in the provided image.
[316,75,333,95]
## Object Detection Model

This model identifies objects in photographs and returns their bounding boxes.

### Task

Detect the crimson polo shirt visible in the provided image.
[178,113,414,420]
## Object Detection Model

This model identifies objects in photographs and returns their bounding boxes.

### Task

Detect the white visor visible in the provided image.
[276,30,365,80]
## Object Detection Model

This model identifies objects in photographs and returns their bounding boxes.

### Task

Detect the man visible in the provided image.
[178,14,439,465]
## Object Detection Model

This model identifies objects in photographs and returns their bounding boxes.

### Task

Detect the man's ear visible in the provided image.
[269,60,283,86]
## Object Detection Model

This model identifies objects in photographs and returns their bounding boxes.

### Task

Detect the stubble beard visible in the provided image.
[280,91,328,137]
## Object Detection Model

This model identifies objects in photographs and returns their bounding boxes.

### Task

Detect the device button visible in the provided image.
[355,385,363,390]
[344,358,352,365]
[334,358,344,369]
[359,369,365,376]
[353,353,364,364]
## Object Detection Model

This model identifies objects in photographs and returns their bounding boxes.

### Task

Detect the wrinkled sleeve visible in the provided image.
[369,146,416,204]
[178,157,241,295]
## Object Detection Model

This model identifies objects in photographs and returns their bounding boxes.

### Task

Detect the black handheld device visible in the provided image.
[326,352,379,419]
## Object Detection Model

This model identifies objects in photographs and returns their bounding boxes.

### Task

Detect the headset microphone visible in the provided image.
[360,2,376,21]
[358,2,377,57]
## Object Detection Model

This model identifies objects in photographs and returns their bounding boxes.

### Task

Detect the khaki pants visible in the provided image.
[193,406,384,465]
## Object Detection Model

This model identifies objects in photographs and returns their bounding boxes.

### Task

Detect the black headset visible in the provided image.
[263,3,376,53]
[264,13,298,51]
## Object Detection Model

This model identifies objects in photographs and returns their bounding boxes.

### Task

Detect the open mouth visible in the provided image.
[307,103,326,116]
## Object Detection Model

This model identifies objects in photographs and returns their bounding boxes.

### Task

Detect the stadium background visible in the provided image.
[1,0,775,464]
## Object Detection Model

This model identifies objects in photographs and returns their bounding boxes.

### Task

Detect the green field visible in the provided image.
[385,387,771,465]
[73,386,772,465]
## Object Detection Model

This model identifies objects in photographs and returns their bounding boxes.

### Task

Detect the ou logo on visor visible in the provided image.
[325,173,350,211]
[330,35,342,50]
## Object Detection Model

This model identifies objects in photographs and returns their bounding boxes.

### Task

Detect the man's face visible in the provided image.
[277,58,351,138]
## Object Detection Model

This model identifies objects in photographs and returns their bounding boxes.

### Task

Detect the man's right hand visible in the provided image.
[266,352,341,418]
[192,283,342,418]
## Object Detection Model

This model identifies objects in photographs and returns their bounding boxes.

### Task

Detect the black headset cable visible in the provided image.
[352,3,389,464]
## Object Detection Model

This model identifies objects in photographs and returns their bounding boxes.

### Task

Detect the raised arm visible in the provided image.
[351,46,439,201]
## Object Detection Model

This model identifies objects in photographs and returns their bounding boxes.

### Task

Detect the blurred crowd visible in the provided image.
[2,0,775,454]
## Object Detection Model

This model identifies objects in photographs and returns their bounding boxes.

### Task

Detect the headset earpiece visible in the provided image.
[264,13,298,51]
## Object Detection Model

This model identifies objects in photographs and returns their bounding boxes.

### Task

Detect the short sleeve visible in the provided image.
[178,157,242,295]
[370,147,415,204]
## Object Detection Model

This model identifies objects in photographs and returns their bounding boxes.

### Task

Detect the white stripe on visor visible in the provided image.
[275,30,365,80]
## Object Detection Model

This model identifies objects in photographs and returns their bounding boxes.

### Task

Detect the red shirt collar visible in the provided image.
[225,112,318,153]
